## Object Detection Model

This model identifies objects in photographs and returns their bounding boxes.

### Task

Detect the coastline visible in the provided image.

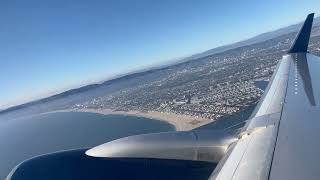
[66,108,212,131]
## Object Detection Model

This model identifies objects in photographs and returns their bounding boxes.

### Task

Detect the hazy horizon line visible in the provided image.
[1,15,316,111]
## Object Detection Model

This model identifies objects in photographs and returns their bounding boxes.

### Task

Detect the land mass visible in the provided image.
[67,108,211,131]
[1,17,320,127]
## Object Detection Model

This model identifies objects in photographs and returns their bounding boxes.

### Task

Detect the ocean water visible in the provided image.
[0,112,175,179]
[1,81,268,179]
[1,105,259,179]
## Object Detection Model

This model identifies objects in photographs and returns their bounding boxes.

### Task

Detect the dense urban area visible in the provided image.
[72,31,320,121]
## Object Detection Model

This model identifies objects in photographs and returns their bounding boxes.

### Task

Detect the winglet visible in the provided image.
[288,13,314,53]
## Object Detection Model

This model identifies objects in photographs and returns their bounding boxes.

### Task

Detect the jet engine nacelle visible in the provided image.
[86,130,238,163]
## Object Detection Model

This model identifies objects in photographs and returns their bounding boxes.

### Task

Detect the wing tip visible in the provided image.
[288,13,315,53]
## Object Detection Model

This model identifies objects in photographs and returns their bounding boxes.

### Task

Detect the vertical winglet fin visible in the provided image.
[288,13,314,53]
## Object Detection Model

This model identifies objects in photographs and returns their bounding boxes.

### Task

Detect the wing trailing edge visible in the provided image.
[288,13,314,53]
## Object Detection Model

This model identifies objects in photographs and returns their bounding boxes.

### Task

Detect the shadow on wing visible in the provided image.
[294,53,316,106]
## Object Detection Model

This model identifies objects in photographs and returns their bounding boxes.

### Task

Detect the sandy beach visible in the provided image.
[67,108,212,131]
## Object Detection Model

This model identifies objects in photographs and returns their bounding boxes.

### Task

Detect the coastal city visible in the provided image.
[72,31,320,122]
[1,26,320,129]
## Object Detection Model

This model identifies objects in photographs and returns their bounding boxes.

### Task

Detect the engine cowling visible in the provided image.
[86,130,238,163]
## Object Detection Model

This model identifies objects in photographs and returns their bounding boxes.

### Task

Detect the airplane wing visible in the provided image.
[211,13,319,180]
[6,13,319,180]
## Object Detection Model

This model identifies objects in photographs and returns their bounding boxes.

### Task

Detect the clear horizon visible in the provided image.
[1,0,320,109]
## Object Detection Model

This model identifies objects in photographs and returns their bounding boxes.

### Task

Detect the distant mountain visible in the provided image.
[1,16,319,115]
[182,16,320,61]
[0,67,170,115]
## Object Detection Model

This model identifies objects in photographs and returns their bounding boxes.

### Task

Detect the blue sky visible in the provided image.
[0,0,320,109]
